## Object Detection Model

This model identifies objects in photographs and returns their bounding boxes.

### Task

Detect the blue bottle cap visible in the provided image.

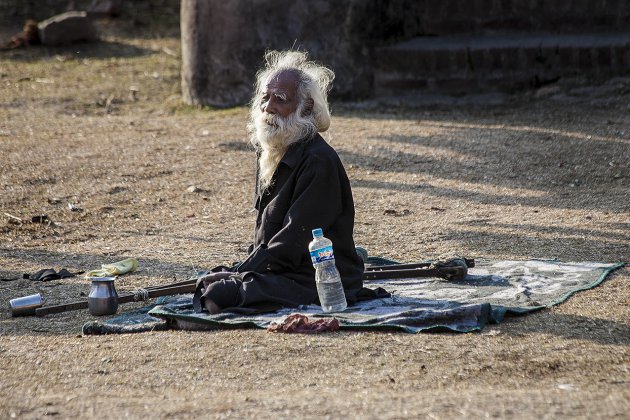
[312,228,323,238]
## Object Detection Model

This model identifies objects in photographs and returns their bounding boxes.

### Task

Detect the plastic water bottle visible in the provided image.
[308,228,347,312]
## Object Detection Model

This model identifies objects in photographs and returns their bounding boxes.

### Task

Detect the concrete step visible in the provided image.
[415,0,630,35]
[374,32,630,95]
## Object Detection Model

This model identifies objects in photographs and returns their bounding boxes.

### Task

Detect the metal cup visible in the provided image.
[87,277,118,316]
[9,293,44,317]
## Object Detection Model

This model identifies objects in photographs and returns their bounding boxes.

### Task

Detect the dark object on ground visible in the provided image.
[37,11,98,46]
[364,256,473,281]
[31,215,51,224]
[267,314,340,334]
[34,279,195,316]
[27,268,78,281]
[1,268,80,282]
[0,20,40,50]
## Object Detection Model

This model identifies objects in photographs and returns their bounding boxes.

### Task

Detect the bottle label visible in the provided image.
[310,246,334,264]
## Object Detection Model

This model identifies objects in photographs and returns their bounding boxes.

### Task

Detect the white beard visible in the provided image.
[249,106,316,192]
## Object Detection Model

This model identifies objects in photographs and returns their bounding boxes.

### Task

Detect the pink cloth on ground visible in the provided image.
[267,313,340,334]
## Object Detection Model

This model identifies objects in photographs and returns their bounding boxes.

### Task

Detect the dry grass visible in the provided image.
[1,12,629,419]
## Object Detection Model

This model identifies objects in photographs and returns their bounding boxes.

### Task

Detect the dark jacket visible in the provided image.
[236,133,365,302]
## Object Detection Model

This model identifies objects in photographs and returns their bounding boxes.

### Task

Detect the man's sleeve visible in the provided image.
[237,156,343,273]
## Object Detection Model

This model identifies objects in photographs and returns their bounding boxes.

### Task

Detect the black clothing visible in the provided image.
[1,268,79,282]
[204,133,365,310]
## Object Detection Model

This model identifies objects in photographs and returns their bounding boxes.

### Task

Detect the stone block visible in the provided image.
[558,47,576,68]
[468,49,485,72]
[433,50,452,72]
[376,77,429,91]
[596,46,612,68]
[451,50,469,73]
[539,46,560,70]
[435,77,478,93]
[577,48,594,68]
[612,45,630,68]
[37,11,97,46]
[492,48,516,71]
[377,49,429,74]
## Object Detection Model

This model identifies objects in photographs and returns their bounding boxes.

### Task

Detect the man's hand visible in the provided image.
[193,270,234,314]
[196,270,233,288]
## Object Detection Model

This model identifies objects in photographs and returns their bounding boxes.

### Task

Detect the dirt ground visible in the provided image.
[1,11,629,420]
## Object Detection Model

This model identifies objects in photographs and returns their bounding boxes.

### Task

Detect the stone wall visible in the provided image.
[417,0,630,35]
[181,0,630,106]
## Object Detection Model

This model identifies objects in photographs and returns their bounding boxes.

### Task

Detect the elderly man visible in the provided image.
[194,50,366,314]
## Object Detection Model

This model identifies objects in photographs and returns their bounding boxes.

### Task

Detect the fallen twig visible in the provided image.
[3,212,23,223]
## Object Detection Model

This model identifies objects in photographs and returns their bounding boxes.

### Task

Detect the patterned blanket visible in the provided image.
[82,258,623,334]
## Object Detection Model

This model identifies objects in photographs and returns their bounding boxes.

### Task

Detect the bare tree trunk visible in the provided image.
[180,0,210,106]
[180,0,253,108]
[180,0,381,107]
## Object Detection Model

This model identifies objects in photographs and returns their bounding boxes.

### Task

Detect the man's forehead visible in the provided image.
[264,70,299,94]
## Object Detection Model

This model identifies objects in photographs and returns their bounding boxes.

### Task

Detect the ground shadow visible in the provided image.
[502,311,630,346]
[1,39,155,61]
[334,110,628,217]
[350,177,627,214]
[481,221,630,243]
[434,224,628,262]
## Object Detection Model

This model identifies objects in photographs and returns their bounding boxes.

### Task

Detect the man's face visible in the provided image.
[259,70,300,121]
[250,69,316,155]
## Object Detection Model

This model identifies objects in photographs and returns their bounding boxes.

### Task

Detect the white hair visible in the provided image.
[247,50,335,192]
[251,50,334,133]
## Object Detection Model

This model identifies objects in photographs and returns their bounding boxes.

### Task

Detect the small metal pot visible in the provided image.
[9,293,44,317]
[87,277,118,316]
